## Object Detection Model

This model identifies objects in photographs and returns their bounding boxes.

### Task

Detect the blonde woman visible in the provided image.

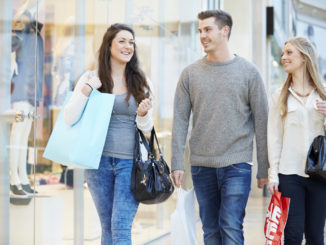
[267,37,326,245]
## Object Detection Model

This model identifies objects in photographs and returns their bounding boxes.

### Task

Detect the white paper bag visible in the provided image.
[171,188,197,245]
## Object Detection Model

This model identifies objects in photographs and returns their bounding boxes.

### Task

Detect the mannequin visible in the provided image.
[10,0,44,196]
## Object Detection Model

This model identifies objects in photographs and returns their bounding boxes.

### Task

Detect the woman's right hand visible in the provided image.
[267,182,279,195]
[87,76,102,90]
[82,76,102,97]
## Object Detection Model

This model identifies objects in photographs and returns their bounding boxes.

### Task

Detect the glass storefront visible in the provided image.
[297,20,326,82]
[268,0,326,95]
[268,0,293,95]
[0,0,211,244]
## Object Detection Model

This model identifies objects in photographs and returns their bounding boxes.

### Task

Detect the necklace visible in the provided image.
[291,86,312,97]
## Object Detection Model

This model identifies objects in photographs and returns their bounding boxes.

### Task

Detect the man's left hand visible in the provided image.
[257,178,268,188]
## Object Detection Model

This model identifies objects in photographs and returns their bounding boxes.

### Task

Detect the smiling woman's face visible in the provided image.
[110,30,135,64]
[281,42,305,74]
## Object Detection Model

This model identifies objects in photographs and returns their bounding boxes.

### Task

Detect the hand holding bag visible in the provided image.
[131,128,174,204]
[264,190,290,245]
[43,90,115,169]
[305,135,326,182]
[171,188,197,245]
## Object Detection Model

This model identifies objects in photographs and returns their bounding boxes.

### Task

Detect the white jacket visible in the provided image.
[268,87,325,183]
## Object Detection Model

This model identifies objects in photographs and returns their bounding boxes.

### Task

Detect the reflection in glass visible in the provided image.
[10,0,44,197]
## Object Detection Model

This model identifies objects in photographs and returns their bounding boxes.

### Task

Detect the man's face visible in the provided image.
[198,17,227,54]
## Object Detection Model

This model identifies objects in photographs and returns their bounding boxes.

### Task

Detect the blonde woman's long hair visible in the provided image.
[279,36,326,118]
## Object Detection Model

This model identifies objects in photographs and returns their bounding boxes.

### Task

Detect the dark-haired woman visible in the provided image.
[267,37,326,245]
[64,23,153,245]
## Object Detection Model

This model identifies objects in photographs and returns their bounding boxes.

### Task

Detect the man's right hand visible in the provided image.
[172,170,185,187]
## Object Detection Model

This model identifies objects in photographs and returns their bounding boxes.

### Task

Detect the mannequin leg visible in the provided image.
[18,117,36,193]
[10,121,24,186]
[9,101,33,196]
[17,117,32,185]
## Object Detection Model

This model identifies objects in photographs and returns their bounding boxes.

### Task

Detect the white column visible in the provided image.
[74,1,85,244]
[252,0,267,91]
[251,0,268,197]
[223,0,252,60]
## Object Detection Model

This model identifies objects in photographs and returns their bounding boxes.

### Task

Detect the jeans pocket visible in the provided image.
[230,163,251,172]
[191,166,202,176]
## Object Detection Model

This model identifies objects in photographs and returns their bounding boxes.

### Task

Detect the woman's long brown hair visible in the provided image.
[279,37,326,118]
[97,23,150,104]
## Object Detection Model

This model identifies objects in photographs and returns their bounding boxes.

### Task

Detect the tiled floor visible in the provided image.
[138,196,326,245]
[145,196,270,245]
[15,185,323,245]
[70,193,326,245]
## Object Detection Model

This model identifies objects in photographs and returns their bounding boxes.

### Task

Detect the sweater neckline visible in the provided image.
[202,54,239,66]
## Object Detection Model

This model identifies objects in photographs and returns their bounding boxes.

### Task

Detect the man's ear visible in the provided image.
[223,25,230,37]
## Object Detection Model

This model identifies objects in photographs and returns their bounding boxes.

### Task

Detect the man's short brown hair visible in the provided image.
[198,10,233,39]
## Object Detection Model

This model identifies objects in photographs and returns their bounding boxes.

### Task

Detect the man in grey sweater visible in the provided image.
[171,10,269,245]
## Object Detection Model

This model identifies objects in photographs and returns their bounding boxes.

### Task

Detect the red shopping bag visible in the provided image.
[264,190,290,245]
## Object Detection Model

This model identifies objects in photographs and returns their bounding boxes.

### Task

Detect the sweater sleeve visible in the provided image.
[171,69,192,171]
[267,89,283,183]
[136,78,154,133]
[249,69,269,178]
[63,71,92,126]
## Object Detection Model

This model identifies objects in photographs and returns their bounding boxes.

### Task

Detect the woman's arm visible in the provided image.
[63,71,101,126]
[267,90,284,193]
[136,79,154,133]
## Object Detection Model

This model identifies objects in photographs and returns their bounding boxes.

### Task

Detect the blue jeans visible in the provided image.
[191,163,252,245]
[86,155,139,245]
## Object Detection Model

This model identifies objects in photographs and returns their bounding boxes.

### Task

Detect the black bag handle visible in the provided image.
[138,127,162,157]
[148,128,162,156]
[133,128,142,161]
[138,129,153,157]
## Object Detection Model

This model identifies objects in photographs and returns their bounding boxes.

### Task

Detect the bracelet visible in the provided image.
[85,83,93,90]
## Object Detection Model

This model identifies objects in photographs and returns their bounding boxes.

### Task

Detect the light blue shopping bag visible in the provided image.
[43,89,115,169]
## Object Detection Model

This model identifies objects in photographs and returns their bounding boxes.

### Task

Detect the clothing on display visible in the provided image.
[9,7,44,197]
[11,10,44,106]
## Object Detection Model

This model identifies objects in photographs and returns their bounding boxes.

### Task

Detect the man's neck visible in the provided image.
[206,44,234,63]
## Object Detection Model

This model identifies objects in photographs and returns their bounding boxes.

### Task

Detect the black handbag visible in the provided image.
[131,127,174,204]
[305,135,326,183]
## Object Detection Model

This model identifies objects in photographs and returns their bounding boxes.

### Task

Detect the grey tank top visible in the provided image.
[102,93,137,159]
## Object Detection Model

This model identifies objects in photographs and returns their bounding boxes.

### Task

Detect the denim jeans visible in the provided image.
[86,155,139,245]
[191,163,252,245]
[278,174,326,245]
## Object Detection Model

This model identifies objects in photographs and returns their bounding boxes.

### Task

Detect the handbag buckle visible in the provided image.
[140,175,146,185]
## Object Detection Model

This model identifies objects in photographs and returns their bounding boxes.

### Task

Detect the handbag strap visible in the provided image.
[138,127,163,157]
[138,129,154,157]
[133,127,142,161]
[148,128,163,156]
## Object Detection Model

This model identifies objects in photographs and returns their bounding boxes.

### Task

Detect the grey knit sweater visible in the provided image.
[171,55,269,178]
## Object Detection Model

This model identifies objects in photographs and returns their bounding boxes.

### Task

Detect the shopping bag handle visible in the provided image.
[136,127,162,159]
